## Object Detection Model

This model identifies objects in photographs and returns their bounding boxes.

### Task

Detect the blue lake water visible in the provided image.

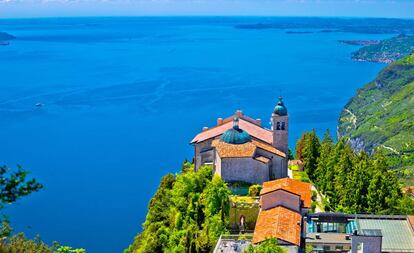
[0,17,390,253]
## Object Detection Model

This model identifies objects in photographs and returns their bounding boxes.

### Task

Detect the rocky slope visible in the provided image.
[338,53,414,183]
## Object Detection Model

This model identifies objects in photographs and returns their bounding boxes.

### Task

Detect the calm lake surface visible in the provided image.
[0,17,389,253]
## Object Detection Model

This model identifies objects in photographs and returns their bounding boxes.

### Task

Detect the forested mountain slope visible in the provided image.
[338,53,414,183]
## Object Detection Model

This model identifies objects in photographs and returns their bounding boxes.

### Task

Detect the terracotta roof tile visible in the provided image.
[212,139,256,158]
[252,140,286,158]
[252,206,301,245]
[190,115,273,145]
[262,178,312,208]
[211,139,285,158]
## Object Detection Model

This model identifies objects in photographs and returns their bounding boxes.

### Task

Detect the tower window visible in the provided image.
[281,122,285,130]
[276,122,281,130]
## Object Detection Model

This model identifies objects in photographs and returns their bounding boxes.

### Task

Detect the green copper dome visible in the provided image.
[273,97,288,116]
[220,117,251,144]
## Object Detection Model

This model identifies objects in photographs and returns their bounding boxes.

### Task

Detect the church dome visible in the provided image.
[220,117,251,144]
[273,97,288,116]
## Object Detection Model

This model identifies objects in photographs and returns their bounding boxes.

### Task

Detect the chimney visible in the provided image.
[217,118,223,126]
[236,110,243,117]
[202,127,209,132]
[256,118,262,126]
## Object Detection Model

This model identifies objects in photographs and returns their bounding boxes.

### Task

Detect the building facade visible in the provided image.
[190,97,289,184]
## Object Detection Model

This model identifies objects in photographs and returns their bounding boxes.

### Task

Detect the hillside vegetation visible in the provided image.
[297,130,414,214]
[352,34,414,63]
[124,163,231,253]
[338,53,414,184]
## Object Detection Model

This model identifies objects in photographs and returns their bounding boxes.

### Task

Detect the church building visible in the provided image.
[190,97,289,184]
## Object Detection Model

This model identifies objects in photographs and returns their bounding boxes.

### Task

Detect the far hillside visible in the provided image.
[352,34,414,63]
[338,53,414,184]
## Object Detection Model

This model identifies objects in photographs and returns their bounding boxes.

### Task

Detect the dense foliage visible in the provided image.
[125,163,231,253]
[352,34,414,63]
[243,238,285,253]
[247,185,262,197]
[296,130,414,214]
[338,53,414,185]
[0,232,86,253]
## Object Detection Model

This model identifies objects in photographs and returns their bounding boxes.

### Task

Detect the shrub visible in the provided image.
[311,191,317,201]
[248,185,263,197]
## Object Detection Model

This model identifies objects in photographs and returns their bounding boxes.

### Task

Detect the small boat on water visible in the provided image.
[0,41,10,46]
[35,103,44,107]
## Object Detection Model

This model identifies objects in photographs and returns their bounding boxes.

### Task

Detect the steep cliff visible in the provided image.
[338,53,414,181]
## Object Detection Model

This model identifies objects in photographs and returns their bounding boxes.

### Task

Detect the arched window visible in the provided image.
[281,122,285,130]
[276,122,281,130]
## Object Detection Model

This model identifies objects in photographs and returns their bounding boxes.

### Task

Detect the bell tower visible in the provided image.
[271,97,289,155]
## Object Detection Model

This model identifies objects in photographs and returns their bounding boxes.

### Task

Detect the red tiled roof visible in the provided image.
[262,178,312,208]
[190,115,273,145]
[253,140,285,158]
[212,139,256,158]
[252,206,301,245]
[211,139,286,158]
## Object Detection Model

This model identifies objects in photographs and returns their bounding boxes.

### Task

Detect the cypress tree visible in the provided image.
[300,130,321,181]
[315,130,334,191]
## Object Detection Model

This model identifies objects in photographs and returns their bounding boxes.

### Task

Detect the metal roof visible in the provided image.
[359,229,382,237]
[358,218,414,252]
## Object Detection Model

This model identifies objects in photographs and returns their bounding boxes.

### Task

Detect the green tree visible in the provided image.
[345,152,371,213]
[126,165,230,253]
[297,130,320,181]
[0,165,43,209]
[315,130,334,191]
[248,185,263,197]
[287,148,294,160]
[334,144,355,210]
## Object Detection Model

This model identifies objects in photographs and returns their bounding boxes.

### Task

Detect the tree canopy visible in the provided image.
[0,165,43,209]
[296,131,414,214]
[125,162,231,253]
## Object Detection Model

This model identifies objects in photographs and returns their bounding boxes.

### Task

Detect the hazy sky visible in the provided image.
[1,0,414,18]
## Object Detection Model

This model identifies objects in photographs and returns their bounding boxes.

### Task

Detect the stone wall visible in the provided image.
[351,235,382,253]
[220,157,269,184]
[271,114,289,155]
[214,150,221,175]
[261,189,301,212]
[255,148,287,179]
[194,139,214,170]
[229,199,260,231]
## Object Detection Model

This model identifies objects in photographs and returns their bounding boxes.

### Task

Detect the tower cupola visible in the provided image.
[273,97,288,116]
